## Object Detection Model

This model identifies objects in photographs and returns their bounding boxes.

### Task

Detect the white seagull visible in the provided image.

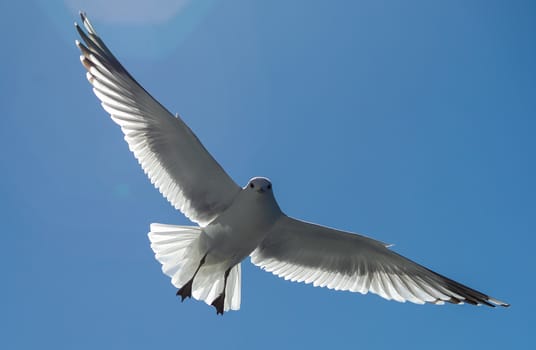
[75,12,509,314]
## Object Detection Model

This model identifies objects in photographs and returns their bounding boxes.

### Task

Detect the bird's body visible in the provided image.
[202,177,281,266]
[74,12,509,314]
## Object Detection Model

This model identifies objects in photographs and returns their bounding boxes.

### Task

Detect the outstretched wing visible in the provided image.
[75,13,240,226]
[251,216,509,307]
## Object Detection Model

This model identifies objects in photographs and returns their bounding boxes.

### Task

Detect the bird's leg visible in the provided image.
[176,253,207,302]
[211,267,232,315]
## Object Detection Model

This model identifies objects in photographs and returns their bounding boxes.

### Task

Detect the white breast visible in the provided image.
[200,187,282,266]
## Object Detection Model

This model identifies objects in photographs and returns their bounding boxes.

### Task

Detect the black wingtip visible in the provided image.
[74,21,86,37]
[490,297,510,308]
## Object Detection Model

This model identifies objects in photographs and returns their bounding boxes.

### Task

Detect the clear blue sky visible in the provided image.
[2,1,534,349]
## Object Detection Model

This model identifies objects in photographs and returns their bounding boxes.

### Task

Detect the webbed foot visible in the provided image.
[176,279,193,301]
[211,293,225,315]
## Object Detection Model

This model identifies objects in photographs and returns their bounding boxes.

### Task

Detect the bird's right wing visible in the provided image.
[251,216,509,307]
[75,13,241,226]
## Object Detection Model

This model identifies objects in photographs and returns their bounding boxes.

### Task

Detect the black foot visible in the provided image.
[176,280,193,302]
[211,293,225,315]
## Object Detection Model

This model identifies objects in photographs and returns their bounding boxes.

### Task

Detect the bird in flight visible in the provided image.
[75,12,508,315]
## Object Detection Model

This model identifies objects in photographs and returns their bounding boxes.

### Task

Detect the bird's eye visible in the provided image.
[267,184,272,190]
[250,183,254,188]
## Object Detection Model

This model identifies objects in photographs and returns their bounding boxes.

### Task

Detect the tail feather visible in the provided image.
[191,264,242,312]
[148,223,242,312]
[148,223,200,282]
[226,264,241,310]
[192,265,223,304]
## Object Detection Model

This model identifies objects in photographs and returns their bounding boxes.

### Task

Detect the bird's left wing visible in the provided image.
[75,13,241,226]
[251,215,509,307]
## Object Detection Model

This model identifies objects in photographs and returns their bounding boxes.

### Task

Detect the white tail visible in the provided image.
[148,223,241,312]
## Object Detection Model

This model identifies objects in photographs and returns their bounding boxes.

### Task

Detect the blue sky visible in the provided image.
[2,0,534,349]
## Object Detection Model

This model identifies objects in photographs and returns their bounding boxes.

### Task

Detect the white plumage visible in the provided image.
[75,12,508,314]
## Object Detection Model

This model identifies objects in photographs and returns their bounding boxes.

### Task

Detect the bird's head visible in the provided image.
[246,177,273,194]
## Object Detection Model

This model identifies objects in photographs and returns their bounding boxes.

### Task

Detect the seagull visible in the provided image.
[75,12,509,315]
